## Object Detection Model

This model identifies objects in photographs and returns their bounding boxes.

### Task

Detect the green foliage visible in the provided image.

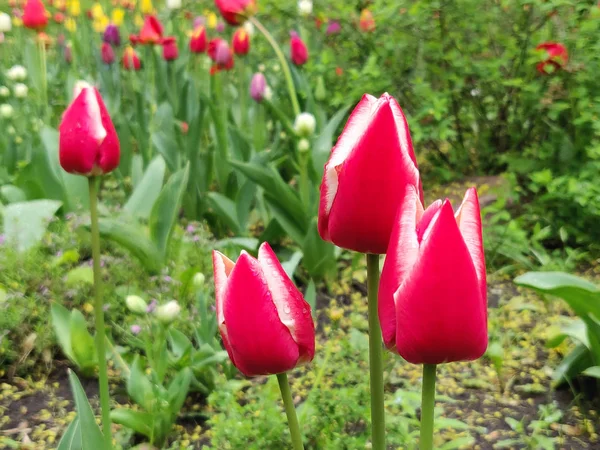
[51,303,97,375]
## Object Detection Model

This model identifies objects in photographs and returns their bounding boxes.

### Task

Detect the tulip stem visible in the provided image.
[250,17,301,117]
[88,176,113,450]
[276,372,305,450]
[366,253,385,450]
[420,364,437,450]
[38,38,48,123]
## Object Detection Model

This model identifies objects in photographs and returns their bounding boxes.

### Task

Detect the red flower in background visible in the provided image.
[122,46,141,70]
[101,42,115,64]
[359,9,375,32]
[232,28,250,55]
[136,15,163,44]
[536,42,568,74]
[59,87,120,176]
[53,11,65,23]
[189,25,207,53]
[318,93,421,254]
[213,243,315,377]
[23,0,48,30]
[214,0,257,25]
[208,38,234,72]
[379,186,487,364]
[290,33,308,66]
[161,36,178,61]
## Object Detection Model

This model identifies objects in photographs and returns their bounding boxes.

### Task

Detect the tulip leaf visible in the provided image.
[127,356,155,412]
[149,163,190,258]
[207,192,241,234]
[312,104,352,177]
[302,218,336,279]
[56,417,81,450]
[552,344,593,386]
[582,366,600,379]
[51,303,75,362]
[0,185,26,204]
[70,309,97,371]
[67,370,105,449]
[167,368,193,417]
[110,409,154,438]
[235,180,257,231]
[2,199,62,252]
[123,155,166,220]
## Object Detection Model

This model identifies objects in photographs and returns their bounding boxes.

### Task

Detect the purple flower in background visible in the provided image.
[0,234,7,245]
[250,73,267,103]
[215,40,232,65]
[216,21,225,33]
[130,324,142,335]
[146,299,158,313]
[193,16,206,28]
[326,21,341,35]
[103,304,111,312]
[164,275,173,283]
[103,23,121,46]
[186,224,195,233]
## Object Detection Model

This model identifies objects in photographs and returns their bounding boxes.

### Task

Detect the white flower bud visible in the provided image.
[0,13,11,33]
[243,21,255,36]
[154,300,181,323]
[298,0,313,16]
[7,65,27,81]
[7,125,15,135]
[0,103,13,118]
[166,0,181,9]
[264,86,273,102]
[294,112,316,137]
[0,86,9,97]
[298,138,310,153]
[192,272,205,289]
[126,295,148,314]
[258,63,266,72]
[14,83,28,98]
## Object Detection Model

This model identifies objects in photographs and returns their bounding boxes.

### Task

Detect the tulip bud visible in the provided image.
[379,186,487,364]
[213,242,315,377]
[359,9,375,32]
[101,42,115,64]
[208,38,234,71]
[0,104,14,118]
[318,93,421,254]
[166,0,181,9]
[314,76,326,101]
[193,16,206,28]
[103,23,121,46]
[6,65,27,81]
[138,15,163,44]
[192,272,205,289]
[290,33,308,66]
[294,112,316,137]
[13,83,28,98]
[161,36,178,61]
[0,86,9,97]
[58,87,121,176]
[0,12,12,32]
[249,73,266,102]
[64,44,73,64]
[154,300,181,323]
[214,0,257,26]
[22,0,48,30]
[232,28,250,55]
[189,25,206,53]
[125,295,148,314]
[298,0,312,17]
[122,46,141,70]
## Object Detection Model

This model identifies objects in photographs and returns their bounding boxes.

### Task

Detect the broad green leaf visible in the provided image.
[546,319,589,349]
[0,185,26,203]
[127,356,155,411]
[167,368,192,417]
[235,180,256,230]
[214,237,259,253]
[149,164,190,257]
[552,344,593,386]
[302,218,336,279]
[281,251,303,279]
[56,418,81,450]
[304,279,317,318]
[51,303,75,361]
[3,200,62,252]
[123,156,166,220]
[312,104,351,176]
[582,366,600,379]
[168,328,193,361]
[65,266,94,287]
[97,219,163,273]
[207,192,241,234]
[131,154,144,188]
[151,103,180,172]
[110,409,153,438]
[67,370,105,449]
[266,203,306,246]
[70,310,97,370]
[439,436,475,450]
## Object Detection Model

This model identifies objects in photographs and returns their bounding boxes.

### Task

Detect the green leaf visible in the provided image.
[67,370,105,449]
[51,303,75,362]
[439,436,475,450]
[312,104,351,176]
[149,164,190,257]
[302,218,336,279]
[281,251,303,279]
[151,103,180,172]
[123,156,166,220]
[0,185,27,203]
[110,409,153,438]
[266,204,306,246]
[127,356,156,411]
[65,266,95,287]
[304,279,317,318]
[168,328,193,362]
[70,310,97,370]
[97,219,163,273]
[235,180,256,231]
[167,368,192,417]
[3,200,62,252]
[546,319,589,349]
[552,344,593,386]
[214,237,259,253]
[56,418,81,450]
[582,366,600,379]
[207,192,241,234]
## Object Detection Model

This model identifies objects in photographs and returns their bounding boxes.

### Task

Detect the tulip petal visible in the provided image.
[395,201,487,364]
[224,251,300,376]
[258,242,315,364]
[455,188,487,307]
[212,250,236,366]
[59,88,107,175]
[379,185,423,348]
[93,88,120,174]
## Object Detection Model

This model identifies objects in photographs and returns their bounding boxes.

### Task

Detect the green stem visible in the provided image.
[238,57,248,132]
[420,364,437,450]
[299,151,310,211]
[38,39,48,123]
[366,253,385,450]
[276,372,304,450]
[210,72,230,189]
[250,17,301,117]
[88,177,113,450]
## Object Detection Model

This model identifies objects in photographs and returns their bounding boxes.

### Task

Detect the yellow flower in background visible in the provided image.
[93,14,109,32]
[207,12,217,29]
[55,0,66,10]
[91,3,104,19]
[65,17,76,31]
[134,14,143,27]
[12,17,22,27]
[68,0,81,16]
[111,8,125,26]
[140,0,153,14]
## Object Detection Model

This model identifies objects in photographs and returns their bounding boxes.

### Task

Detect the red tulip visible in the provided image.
[536,41,568,74]
[378,186,487,364]
[101,42,115,64]
[53,11,65,23]
[161,36,178,61]
[232,28,249,55]
[22,0,48,30]
[59,87,120,176]
[122,46,141,70]
[359,9,375,32]
[214,0,257,25]
[318,93,421,254]
[290,34,308,66]
[138,15,163,45]
[189,25,207,53]
[213,242,315,377]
